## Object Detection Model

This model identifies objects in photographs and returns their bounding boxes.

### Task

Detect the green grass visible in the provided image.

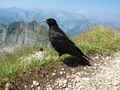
[0,59,21,83]
[0,47,55,85]
[0,51,55,85]
[75,26,120,54]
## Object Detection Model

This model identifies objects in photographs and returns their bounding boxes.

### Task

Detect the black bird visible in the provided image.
[43,18,91,66]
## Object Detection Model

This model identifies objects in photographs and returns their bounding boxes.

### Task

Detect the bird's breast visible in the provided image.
[49,30,59,38]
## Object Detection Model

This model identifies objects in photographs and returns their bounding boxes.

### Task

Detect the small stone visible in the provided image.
[82,77,90,81]
[37,86,41,90]
[33,80,39,86]
[52,73,56,76]
[46,75,49,77]
[66,75,70,78]
[31,85,33,88]
[63,79,68,84]
[24,85,27,88]
[95,55,99,59]
[61,68,65,71]
[59,79,68,88]
[65,88,69,90]
[113,80,119,86]
[54,70,57,72]
[105,57,110,60]
[46,85,53,90]
[94,63,97,66]
[71,69,75,74]
[84,67,87,69]
[60,71,64,75]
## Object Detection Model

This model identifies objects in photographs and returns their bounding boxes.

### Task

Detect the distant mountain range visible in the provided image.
[0,7,120,36]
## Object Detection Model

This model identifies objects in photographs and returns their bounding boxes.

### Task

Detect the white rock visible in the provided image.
[60,71,64,75]
[52,73,56,76]
[112,80,119,86]
[33,80,39,86]
[61,68,65,70]
[46,85,53,90]
[24,85,27,88]
[37,86,41,90]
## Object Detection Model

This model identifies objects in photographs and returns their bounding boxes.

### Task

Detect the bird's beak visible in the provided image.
[42,19,47,22]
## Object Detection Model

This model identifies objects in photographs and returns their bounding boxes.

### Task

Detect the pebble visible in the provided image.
[112,80,119,86]
[61,68,65,71]
[37,86,41,90]
[60,71,64,75]
[52,73,56,76]
[33,80,39,86]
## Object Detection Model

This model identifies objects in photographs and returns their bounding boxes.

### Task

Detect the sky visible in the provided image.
[0,0,120,19]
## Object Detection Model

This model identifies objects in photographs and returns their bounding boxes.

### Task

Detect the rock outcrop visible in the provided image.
[0,21,49,48]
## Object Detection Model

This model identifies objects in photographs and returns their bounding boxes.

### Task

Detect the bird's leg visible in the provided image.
[55,54,62,62]
[56,56,60,61]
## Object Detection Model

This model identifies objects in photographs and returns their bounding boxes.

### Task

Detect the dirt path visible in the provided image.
[2,52,120,90]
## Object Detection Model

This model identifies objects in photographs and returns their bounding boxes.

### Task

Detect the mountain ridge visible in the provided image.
[0,8,120,36]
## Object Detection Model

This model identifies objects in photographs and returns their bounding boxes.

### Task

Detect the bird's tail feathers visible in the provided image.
[78,54,91,66]
[82,54,91,60]
[79,56,91,66]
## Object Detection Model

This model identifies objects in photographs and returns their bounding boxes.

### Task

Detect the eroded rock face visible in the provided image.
[0,24,7,46]
[2,52,120,90]
[0,21,49,48]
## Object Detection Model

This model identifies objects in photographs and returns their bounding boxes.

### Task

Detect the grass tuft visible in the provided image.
[75,26,120,54]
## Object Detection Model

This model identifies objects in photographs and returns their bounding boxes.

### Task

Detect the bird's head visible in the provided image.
[43,18,58,28]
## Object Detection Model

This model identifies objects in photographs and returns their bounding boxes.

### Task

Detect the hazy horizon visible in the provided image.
[0,0,120,21]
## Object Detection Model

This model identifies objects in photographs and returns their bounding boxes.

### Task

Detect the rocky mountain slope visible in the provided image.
[0,21,49,48]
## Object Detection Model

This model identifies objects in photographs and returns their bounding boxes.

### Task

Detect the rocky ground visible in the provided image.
[1,51,120,90]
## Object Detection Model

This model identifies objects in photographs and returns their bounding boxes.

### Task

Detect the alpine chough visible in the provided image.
[43,18,91,66]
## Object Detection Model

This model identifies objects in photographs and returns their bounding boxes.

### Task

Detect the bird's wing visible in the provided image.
[55,28,75,45]
[55,28,85,55]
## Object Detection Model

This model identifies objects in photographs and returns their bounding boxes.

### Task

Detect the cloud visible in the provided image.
[75,10,85,14]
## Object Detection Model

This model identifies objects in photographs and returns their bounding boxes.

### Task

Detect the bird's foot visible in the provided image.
[55,56,61,64]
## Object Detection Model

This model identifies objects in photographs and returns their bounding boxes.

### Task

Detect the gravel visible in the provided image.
[50,52,120,90]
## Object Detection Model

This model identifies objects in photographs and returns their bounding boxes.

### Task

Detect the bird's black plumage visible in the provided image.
[44,18,91,66]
